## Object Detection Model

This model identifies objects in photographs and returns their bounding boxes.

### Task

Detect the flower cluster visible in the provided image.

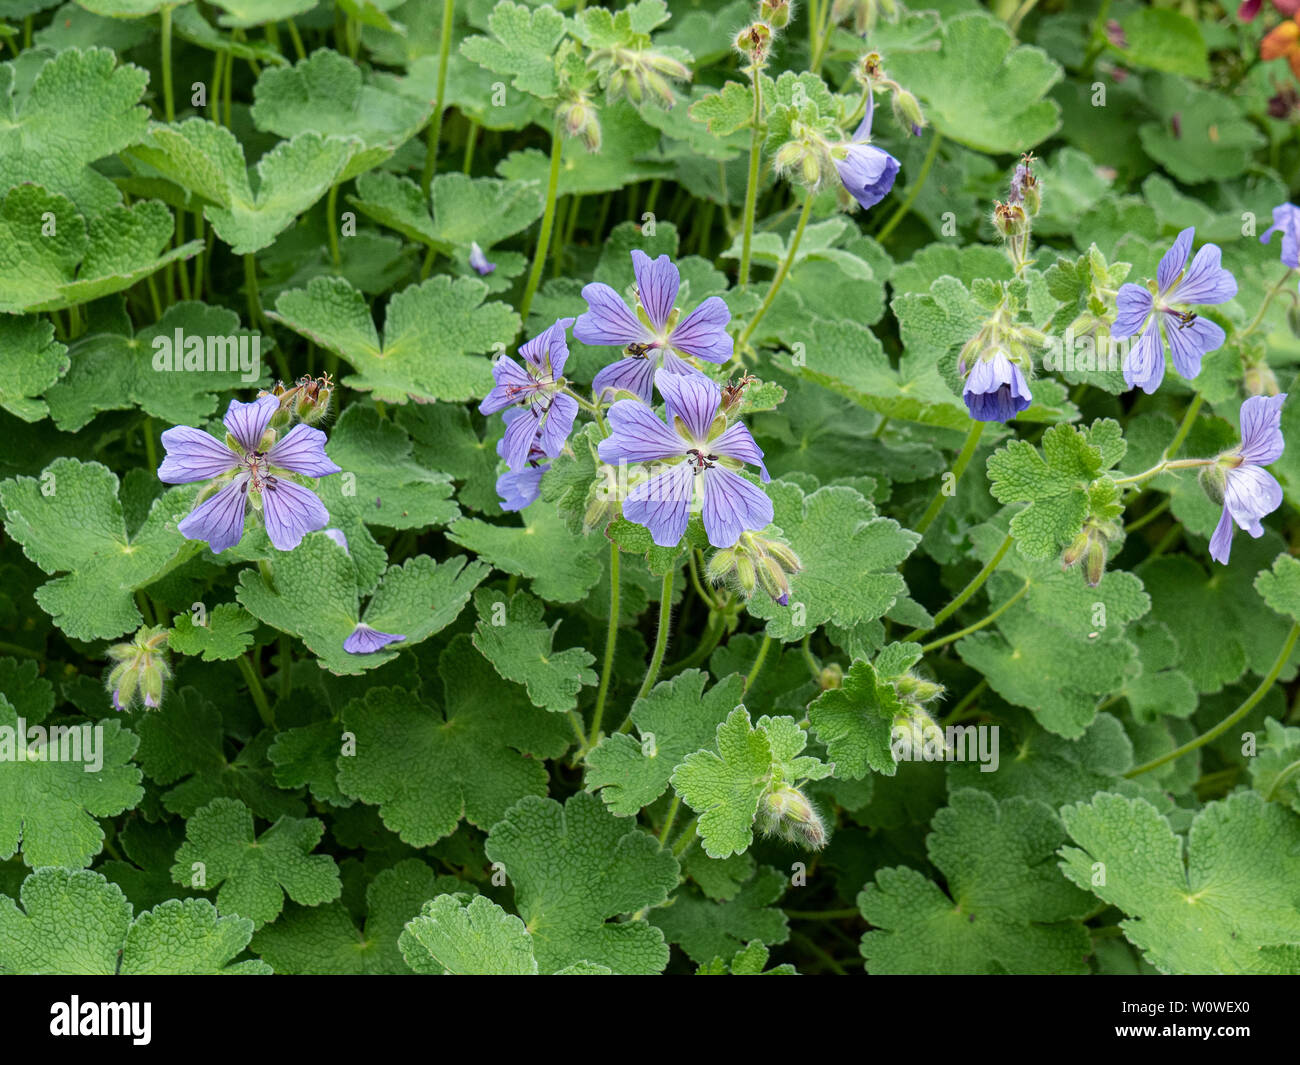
[106,625,171,712]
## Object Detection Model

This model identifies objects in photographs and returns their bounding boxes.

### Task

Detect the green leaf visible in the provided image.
[269,275,518,404]
[585,670,745,816]
[336,638,572,846]
[1060,792,1300,974]
[168,603,258,662]
[808,644,923,779]
[1112,8,1209,78]
[1255,553,1300,623]
[0,458,193,640]
[885,13,1062,154]
[483,791,679,974]
[1248,718,1300,815]
[400,893,540,975]
[696,939,797,975]
[459,0,567,99]
[0,316,68,422]
[171,796,342,929]
[45,301,266,431]
[688,80,753,137]
[1137,75,1264,184]
[0,694,143,869]
[0,868,269,975]
[207,0,320,30]
[860,790,1092,974]
[471,588,596,713]
[745,481,920,642]
[651,865,789,964]
[236,533,488,675]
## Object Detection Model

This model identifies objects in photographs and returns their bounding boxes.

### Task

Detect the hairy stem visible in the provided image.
[737,70,764,287]
[876,132,942,243]
[906,532,1014,642]
[421,0,457,195]
[921,581,1029,653]
[519,118,564,322]
[236,654,275,730]
[587,541,621,746]
[913,419,985,536]
[737,194,816,351]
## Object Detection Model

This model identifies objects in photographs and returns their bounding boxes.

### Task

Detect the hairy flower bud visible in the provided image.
[105,625,171,712]
[993,200,1029,239]
[1199,463,1228,507]
[760,0,792,30]
[1085,537,1107,588]
[819,662,844,690]
[707,531,801,606]
[896,672,945,705]
[890,88,925,136]
[559,95,601,151]
[1061,529,1091,569]
[734,21,772,66]
[758,784,828,850]
[1245,361,1281,397]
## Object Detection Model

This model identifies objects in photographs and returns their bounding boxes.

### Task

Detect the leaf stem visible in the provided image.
[658,794,681,845]
[906,532,1013,642]
[876,131,942,243]
[519,117,564,323]
[737,69,764,287]
[1162,393,1203,461]
[621,568,675,732]
[737,193,816,351]
[1112,456,1212,487]
[913,419,985,536]
[420,0,456,195]
[921,580,1028,653]
[326,182,341,267]
[236,653,275,730]
[1126,621,1300,777]
[1238,266,1296,340]
[744,634,772,692]
[160,5,175,122]
[587,541,621,746]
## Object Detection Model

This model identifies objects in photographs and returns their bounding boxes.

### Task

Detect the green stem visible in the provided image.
[285,18,307,61]
[519,118,564,323]
[906,532,1014,642]
[160,5,175,122]
[587,542,621,746]
[1238,266,1295,340]
[913,420,985,536]
[0,641,42,660]
[744,634,772,692]
[143,417,158,471]
[236,654,276,730]
[941,679,988,727]
[737,69,764,287]
[1265,758,1300,802]
[1112,456,1212,487]
[1163,393,1202,460]
[463,118,480,174]
[671,817,698,858]
[809,0,835,74]
[921,581,1028,653]
[800,633,820,680]
[876,132,942,243]
[658,795,681,845]
[737,194,815,351]
[784,908,859,920]
[326,182,341,267]
[1123,497,1170,534]
[420,0,456,196]
[663,608,723,676]
[278,634,292,701]
[243,253,263,331]
[620,568,675,732]
[1127,622,1300,777]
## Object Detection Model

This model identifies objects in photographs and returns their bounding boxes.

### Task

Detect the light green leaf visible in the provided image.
[0,316,67,422]
[167,603,258,662]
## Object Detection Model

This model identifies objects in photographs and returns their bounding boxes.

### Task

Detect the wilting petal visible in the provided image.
[701,466,774,548]
[1238,393,1288,465]
[1224,464,1283,527]
[266,424,342,477]
[1261,203,1300,269]
[1209,506,1236,565]
[499,404,542,471]
[1111,284,1154,340]
[1162,312,1224,381]
[668,296,733,363]
[1157,227,1194,294]
[538,392,578,458]
[323,527,350,553]
[599,399,684,465]
[158,426,240,483]
[344,623,406,654]
[262,477,330,551]
[497,463,548,512]
[632,250,680,332]
[223,394,279,454]
[624,460,695,547]
[593,354,658,403]
[655,368,720,444]
[712,422,770,481]
[469,242,495,276]
[1168,243,1237,306]
[574,282,650,347]
[1122,317,1166,394]
[835,144,900,211]
[178,474,251,553]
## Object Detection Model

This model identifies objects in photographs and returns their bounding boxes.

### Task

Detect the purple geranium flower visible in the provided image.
[1208,393,1288,565]
[598,369,773,548]
[1261,203,1300,269]
[575,251,732,403]
[494,408,550,511]
[833,93,900,211]
[344,623,406,655]
[479,318,578,472]
[961,350,1032,422]
[469,241,496,275]
[158,394,340,553]
[1111,227,1237,394]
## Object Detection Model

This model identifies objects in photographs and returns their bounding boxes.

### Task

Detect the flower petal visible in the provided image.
[178,474,250,553]
[158,426,240,484]
[712,422,770,481]
[655,368,720,444]
[1261,203,1300,269]
[499,404,542,472]
[593,354,658,403]
[497,464,548,512]
[266,424,342,477]
[344,623,406,654]
[1224,464,1283,526]
[668,296,733,363]
[624,460,694,547]
[262,477,330,551]
[574,282,649,347]
[1162,312,1224,381]
[1208,505,1235,565]
[852,91,875,142]
[1238,393,1288,466]
[1111,284,1154,340]
[1168,242,1237,306]
[519,317,575,378]
[835,145,900,211]
[598,399,684,464]
[538,391,578,458]
[222,394,279,454]
[632,250,679,331]
[1122,317,1165,394]
[1157,227,1194,294]
[701,466,774,548]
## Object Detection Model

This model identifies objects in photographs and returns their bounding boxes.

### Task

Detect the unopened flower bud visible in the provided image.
[891,88,925,137]
[105,625,171,712]
[896,673,944,705]
[758,784,828,850]
[1245,362,1281,397]
[1061,529,1091,569]
[1199,464,1228,508]
[819,662,843,690]
[1085,537,1107,588]
[560,96,601,151]
[760,0,791,30]
[756,553,791,606]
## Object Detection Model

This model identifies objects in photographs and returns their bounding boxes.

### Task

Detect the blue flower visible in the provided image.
[832,93,900,211]
[1208,393,1288,565]
[1111,227,1237,394]
[1261,203,1300,269]
[961,350,1032,423]
[478,318,577,472]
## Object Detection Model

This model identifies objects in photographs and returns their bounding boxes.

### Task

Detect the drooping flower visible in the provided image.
[469,242,496,276]
[575,251,732,403]
[961,349,1032,423]
[1261,16,1300,76]
[106,625,170,711]
[494,409,550,512]
[478,318,578,472]
[831,92,900,211]
[1261,203,1300,269]
[598,369,773,548]
[158,394,341,553]
[1206,394,1288,565]
[1111,227,1237,394]
[343,623,406,655]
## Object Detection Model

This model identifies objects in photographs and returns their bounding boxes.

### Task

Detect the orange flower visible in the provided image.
[1262,18,1300,77]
